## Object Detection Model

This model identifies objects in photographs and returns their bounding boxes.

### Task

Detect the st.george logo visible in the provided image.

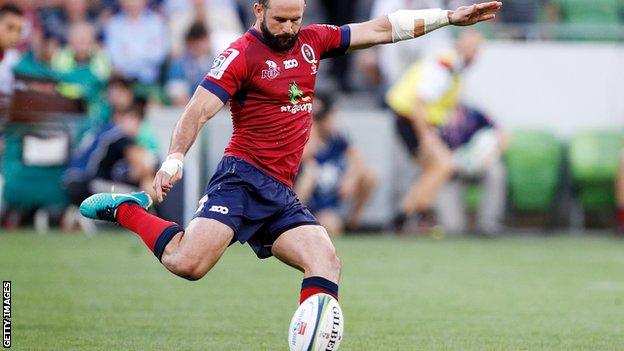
[262,60,280,80]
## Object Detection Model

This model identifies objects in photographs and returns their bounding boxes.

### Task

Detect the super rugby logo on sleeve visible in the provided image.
[208,48,239,80]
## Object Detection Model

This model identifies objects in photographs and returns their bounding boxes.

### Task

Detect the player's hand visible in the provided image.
[448,1,502,26]
[152,155,184,203]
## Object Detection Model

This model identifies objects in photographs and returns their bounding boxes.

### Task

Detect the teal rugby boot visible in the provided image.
[79,191,153,222]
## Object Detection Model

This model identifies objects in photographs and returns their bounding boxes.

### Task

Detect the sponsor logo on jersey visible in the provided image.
[301,44,317,75]
[209,205,229,215]
[261,60,280,80]
[281,81,312,114]
[208,48,239,80]
[283,59,299,69]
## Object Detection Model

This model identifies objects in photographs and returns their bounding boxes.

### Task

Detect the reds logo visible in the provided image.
[301,44,317,75]
[261,60,280,80]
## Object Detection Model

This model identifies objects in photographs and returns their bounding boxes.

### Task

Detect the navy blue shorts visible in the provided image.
[194,157,319,259]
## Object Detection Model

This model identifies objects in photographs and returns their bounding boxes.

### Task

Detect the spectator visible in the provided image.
[435,106,507,235]
[63,103,157,206]
[617,150,624,234]
[51,21,111,102]
[96,75,160,157]
[13,27,60,88]
[496,0,548,24]
[369,0,452,97]
[104,0,168,84]
[295,93,378,235]
[38,0,101,44]
[385,30,484,234]
[163,0,243,57]
[0,3,25,95]
[319,0,360,92]
[166,22,213,106]
[0,3,25,208]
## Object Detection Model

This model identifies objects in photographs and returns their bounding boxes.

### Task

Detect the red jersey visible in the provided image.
[201,24,351,187]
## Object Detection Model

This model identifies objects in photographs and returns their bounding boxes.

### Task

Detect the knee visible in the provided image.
[363,168,378,189]
[438,156,455,178]
[427,153,454,178]
[162,255,207,281]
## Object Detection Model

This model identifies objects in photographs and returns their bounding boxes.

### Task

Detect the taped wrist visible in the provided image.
[388,9,450,42]
[160,157,183,176]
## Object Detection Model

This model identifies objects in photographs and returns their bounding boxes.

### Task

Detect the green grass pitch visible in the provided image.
[1,231,623,350]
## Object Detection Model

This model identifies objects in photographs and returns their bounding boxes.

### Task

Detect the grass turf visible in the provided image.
[1,231,623,350]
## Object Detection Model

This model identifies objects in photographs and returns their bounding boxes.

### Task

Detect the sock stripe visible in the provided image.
[301,276,339,296]
[153,224,184,262]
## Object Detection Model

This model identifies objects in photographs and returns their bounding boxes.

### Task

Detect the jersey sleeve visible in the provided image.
[307,24,351,60]
[200,45,247,104]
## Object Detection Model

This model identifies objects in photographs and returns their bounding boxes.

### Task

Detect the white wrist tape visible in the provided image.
[388,9,450,42]
[160,158,184,176]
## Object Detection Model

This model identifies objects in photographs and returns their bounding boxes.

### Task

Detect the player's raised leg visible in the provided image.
[80,192,233,281]
[271,224,341,303]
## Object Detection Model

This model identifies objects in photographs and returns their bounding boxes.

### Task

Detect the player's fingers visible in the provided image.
[479,14,495,22]
[153,175,163,202]
[476,1,501,10]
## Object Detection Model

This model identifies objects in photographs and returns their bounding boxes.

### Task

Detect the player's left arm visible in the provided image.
[346,1,502,50]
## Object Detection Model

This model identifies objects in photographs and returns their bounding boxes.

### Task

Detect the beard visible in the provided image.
[260,20,299,52]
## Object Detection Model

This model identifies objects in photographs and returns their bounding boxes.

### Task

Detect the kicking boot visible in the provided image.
[79,192,153,222]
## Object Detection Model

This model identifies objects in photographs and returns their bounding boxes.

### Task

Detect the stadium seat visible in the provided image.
[504,130,563,212]
[557,0,623,24]
[2,124,69,209]
[569,130,623,210]
[554,0,624,40]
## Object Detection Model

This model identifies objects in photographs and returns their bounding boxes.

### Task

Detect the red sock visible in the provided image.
[300,276,339,304]
[617,207,624,232]
[117,203,182,255]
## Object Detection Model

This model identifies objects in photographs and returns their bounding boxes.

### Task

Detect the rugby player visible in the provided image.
[81,0,501,304]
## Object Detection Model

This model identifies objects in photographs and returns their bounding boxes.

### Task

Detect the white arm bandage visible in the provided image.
[159,157,184,176]
[388,9,450,43]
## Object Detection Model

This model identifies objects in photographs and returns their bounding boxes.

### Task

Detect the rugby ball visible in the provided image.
[288,293,344,351]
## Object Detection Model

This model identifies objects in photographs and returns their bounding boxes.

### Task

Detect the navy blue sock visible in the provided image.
[300,276,339,303]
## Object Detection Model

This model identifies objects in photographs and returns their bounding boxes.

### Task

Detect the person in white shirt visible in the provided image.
[0,3,25,95]
[104,0,168,84]
[163,0,243,58]
[369,0,453,94]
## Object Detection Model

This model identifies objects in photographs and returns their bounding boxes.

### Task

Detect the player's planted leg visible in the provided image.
[271,225,341,303]
[80,192,233,281]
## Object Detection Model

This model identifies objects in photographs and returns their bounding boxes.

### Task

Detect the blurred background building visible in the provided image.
[0,0,622,235]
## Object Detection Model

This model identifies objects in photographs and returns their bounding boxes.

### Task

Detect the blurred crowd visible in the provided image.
[0,0,622,235]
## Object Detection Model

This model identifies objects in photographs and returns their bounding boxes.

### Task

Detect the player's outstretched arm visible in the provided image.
[347,1,502,50]
[152,88,225,202]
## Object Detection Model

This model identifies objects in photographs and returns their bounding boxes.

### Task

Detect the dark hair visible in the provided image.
[313,92,334,122]
[115,103,145,121]
[0,3,23,18]
[185,21,209,42]
[259,0,305,9]
[108,74,134,90]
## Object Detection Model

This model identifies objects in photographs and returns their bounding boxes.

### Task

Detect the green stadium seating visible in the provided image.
[504,130,563,212]
[557,0,624,24]
[569,131,623,210]
[2,124,69,209]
